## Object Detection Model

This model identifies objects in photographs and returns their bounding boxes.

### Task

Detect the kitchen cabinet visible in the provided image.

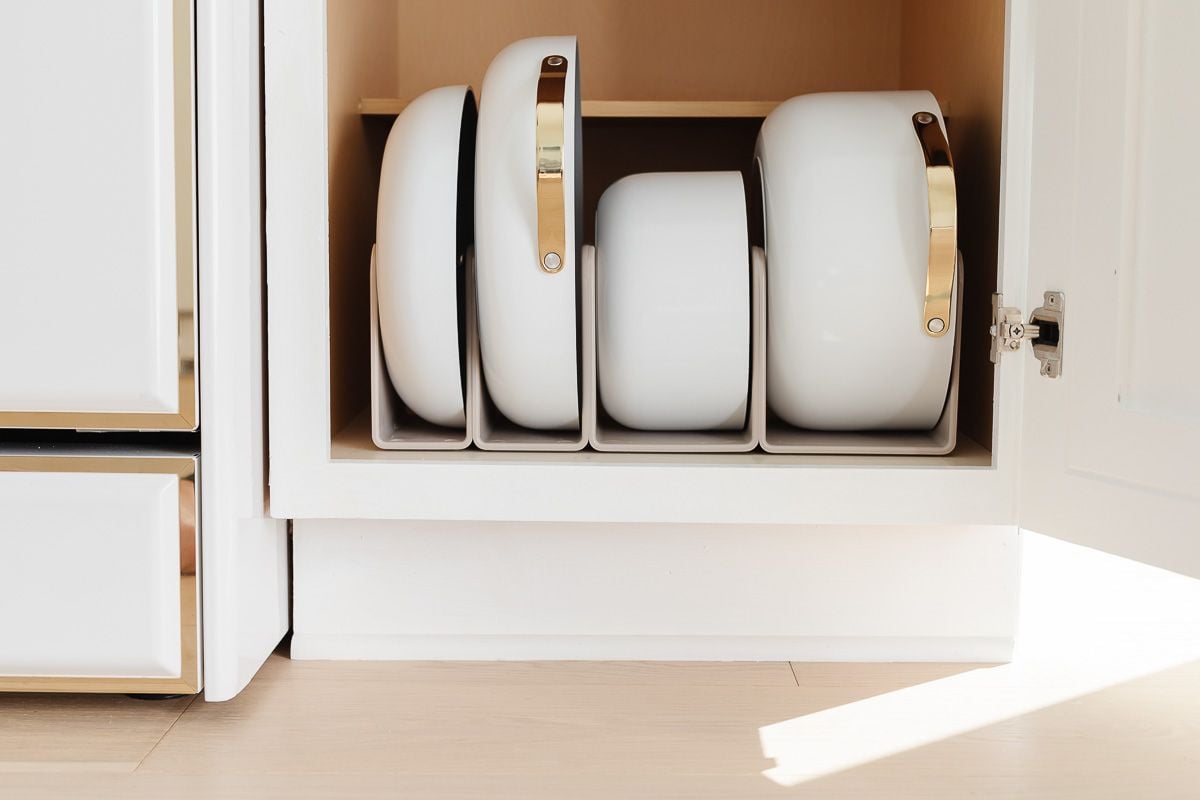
[264,0,1198,579]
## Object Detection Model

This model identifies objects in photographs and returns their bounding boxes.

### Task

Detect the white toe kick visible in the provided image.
[291,521,1019,663]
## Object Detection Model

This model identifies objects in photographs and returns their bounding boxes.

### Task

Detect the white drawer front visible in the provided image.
[0,0,196,430]
[0,455,198,693]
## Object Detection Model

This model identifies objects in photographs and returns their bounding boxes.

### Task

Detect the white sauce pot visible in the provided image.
[595,172,751,432]
[756,90,957,431]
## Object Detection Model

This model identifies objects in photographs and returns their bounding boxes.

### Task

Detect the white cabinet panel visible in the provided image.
[1019,0,1200,576]
[0,454,199,693]
[195,0,290,702]
[0,0,196,430]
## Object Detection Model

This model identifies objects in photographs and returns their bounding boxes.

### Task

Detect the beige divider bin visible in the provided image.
[370,244,586,451]
[588,245,761,453]
[471,361,589,452]
[589,246,959,455]
[372,244,961,455]
[369,246,472,450]
[759,248,963,456]
[469,247,588,452]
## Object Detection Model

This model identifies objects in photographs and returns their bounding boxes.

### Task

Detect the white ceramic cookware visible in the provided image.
[595,172,750,432]
[756,90,957,431]
[475,37,582,430]
[375,85,476,428]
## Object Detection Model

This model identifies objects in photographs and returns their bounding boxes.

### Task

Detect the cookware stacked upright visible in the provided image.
[372,37,958,452]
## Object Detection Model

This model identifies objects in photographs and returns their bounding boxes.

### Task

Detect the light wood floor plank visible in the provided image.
[274,656,799,687]
[789,661,998,689]
[3,658,1198,797]
[0,772,792,799]
[136,656,981,777]
[768,659,1200,799]
[0,693,193,773]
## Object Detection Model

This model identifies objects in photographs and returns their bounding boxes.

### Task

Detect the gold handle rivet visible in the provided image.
[543,252,562,272]
[927,317,946,334]
[915,111,936,125]
[547,55,564,66]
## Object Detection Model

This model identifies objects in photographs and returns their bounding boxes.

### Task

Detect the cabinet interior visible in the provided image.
[324,0,1005,464]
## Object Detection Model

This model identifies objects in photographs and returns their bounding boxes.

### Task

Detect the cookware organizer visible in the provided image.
[370,245,961,455]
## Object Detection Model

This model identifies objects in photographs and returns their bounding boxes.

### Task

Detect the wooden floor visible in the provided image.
[3,651,1200,799]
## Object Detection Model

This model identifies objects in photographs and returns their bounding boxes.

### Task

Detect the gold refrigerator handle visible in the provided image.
[912,111,957,337]
[535,55,568,274]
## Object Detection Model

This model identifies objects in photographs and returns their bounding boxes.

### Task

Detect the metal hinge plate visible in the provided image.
[990,291,1064,378]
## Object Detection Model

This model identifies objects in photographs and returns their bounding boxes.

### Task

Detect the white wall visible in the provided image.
[292,521,1020,662]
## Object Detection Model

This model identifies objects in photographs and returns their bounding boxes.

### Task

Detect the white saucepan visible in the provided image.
[756,90,957,431]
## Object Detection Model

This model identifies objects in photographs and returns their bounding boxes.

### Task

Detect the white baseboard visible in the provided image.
[293,520,1021,663]
[291,634,1014,663]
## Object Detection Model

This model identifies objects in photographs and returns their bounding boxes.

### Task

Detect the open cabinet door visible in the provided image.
[1017,0,1200,576]
[196,0,290,700]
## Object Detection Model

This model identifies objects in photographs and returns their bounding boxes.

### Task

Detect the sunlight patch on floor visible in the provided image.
[759,531,1200,786]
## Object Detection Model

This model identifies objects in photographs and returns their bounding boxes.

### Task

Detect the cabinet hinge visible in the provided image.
[990,291,1064,378]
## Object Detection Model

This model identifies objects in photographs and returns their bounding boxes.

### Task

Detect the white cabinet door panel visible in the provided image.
[1019,0,1200,575]
[0,455,199,693]
[195,0,290,702]
[0,0,196,430]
